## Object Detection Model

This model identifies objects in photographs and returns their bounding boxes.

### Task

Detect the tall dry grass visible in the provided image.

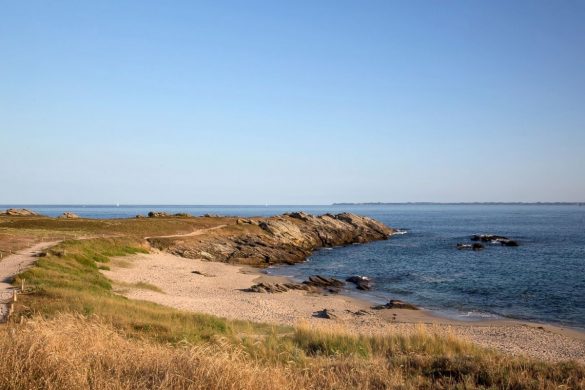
[1,315,584,390]
[0,314,405,389]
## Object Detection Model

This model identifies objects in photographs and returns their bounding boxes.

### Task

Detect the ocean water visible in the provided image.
[3,204,585,328]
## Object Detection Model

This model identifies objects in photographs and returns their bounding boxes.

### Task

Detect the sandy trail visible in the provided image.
[0,241,60,321]
[103,251,585,363]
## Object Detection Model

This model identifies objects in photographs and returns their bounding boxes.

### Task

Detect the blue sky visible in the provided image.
[1,1,584,204]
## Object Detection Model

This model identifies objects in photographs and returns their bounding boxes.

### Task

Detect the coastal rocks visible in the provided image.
[148,211,170,218]
[148,211,192,218]
[456,243,484,251]
[2,208,39,216]
[246,282,316,293]
[303,275,345,290]
[346,275,372,290]
[471,234,519,247]
[372,300,419,310]
[149,212,394,267]
[58,212,80,219]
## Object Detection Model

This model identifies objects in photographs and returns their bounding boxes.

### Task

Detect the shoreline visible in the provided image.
[102,250,585,363]
[265,266,585,337]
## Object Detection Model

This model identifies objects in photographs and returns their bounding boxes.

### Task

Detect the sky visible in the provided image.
[1,1,584,204]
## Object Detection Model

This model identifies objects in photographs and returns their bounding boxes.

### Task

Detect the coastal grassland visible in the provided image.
[3,236,584,388]
[0,214,234,259]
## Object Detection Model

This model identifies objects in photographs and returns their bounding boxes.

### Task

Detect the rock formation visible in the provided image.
[148,212,394,266]
[58,212,80,219]
[1,208,39,216]
[373,299,419,310]
[471,234,519,246]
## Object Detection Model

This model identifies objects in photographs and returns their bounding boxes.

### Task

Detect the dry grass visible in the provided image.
[1,315,583,390]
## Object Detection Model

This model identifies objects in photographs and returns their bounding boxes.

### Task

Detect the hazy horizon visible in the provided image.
[2,1,584,204]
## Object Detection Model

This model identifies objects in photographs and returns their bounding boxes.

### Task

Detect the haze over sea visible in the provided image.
[5,204,584,329]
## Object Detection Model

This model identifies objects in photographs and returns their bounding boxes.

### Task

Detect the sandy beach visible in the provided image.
[102,250,585,363]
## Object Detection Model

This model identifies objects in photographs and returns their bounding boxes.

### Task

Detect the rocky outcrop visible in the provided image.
[247,282,318,293]
[148,211,192,218]
[2,208,39,216]
[303,275,345,289]
[148,212,394,266]
[148,211,170,218]
[58,212,80,219]
[373,300,419,310]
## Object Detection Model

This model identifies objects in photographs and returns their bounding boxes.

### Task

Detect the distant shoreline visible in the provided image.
[332,202,584,206]
[1,202,584,208]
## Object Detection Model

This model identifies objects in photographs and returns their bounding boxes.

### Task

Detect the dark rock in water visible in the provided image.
[372,299,419,310]
[303,275,345,288]
[346,275,373,290]
[458,243,484,250]
[2,208,40,216]
[315,308,337,319]
[471,234,519,246]
[472,243,484,250]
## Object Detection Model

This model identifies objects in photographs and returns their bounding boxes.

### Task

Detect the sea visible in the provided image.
[3,204,584,329]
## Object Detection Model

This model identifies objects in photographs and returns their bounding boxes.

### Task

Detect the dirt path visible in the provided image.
[0,241,60,321]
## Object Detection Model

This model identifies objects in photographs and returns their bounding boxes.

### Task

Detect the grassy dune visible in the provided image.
[1,217,584,388]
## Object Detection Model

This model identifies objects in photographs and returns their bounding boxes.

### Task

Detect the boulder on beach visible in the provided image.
[2,208,39,216]
[346,275,373,290]
[246,282,315,293]
[314,308,337,319]
[58,212,80,219]
[373,299,419,310]
[303,275,345,288]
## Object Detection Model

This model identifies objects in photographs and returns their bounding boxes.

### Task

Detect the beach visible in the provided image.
[103,250,585,363]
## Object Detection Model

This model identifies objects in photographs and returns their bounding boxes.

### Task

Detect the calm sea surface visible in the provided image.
[4,204,585,329]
